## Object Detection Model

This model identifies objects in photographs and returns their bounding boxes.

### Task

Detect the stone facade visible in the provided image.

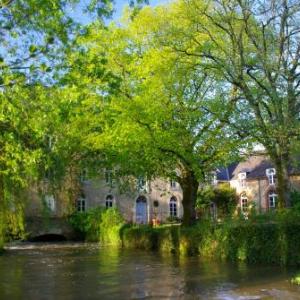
[81,176,183,223]
[217,154,300,214]
[24,154,300,224]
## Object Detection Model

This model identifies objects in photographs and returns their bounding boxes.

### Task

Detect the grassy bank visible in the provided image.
[69,208,300,266]
[120,220,300,265]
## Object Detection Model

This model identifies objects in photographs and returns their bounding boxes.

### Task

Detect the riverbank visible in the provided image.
[67,208,300,266]
[120,221,300,265]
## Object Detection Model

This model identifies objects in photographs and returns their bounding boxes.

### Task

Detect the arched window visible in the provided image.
[169,196,177,217]
[105,195,113,208]
[240,194,248,213]
[268,191,277,209]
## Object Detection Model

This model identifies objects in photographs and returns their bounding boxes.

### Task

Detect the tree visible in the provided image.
[160,0,300,207]
[0,0,116,245]
[64,8,242,225]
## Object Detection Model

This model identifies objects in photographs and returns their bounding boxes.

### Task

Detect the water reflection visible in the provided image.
[0,243,300,299]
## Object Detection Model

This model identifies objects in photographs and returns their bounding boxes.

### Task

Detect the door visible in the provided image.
[136,196,148,224]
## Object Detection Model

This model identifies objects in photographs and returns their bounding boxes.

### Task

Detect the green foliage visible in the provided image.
[197,184,237,218]
[120,212,300,266]
[121,225,159,250]
[0,211,4,250]
[99,208,125,246]
[63,4,243,225]
[69,207,125,245]
[290,190,300,211]
[291,274,300,285]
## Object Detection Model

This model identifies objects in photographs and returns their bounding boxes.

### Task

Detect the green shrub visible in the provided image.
[291,273,300,285]
[99,208,125,246]
[0,211,4,251]
[196,184,237,219]
[69,207,125,245]
[70,208,300,266]
[291,190,300,211]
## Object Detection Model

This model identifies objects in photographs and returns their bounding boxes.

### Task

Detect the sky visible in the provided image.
[114,0,170,19]
[69,0,170,25]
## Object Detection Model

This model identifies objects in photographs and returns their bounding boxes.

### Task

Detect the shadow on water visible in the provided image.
[28,234,67,242]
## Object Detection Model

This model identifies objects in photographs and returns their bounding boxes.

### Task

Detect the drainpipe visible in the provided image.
[258,178,262,214]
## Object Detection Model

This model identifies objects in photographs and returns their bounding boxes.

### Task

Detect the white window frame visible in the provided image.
[268,192,277,209]
[238,172,247,188]
[266,168,276,185]
[240,194,248,213]
[169,197,177,217]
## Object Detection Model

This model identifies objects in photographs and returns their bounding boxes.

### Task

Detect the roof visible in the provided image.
[216,154,300,181]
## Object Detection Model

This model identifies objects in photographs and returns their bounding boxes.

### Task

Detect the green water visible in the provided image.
[0,243,300,299]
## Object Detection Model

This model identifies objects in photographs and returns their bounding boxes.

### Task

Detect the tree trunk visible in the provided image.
[180,170,199,226]
[274,157,291,208]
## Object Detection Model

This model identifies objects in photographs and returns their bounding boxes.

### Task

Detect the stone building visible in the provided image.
[79,172,184,224]
[216,154,300,214]
[24,154,300,224]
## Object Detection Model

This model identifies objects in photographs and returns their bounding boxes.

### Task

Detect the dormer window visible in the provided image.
[266,168,276,185]
[238,172,247,188]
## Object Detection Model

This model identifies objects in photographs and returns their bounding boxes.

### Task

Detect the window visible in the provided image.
[137,176,147,192]
[212,173,218,185]
[268,192,277,209]
[76,197,86,212]
[170,179,177,189]
[266,168,276,185]
[210,202,217,220]
[238,172,247,188]
[105,195,113,208]
[240,194,248,213]
[80,169,88,182]
[45,195,55,212]
[105,169,114,187]
[169,196,177,217]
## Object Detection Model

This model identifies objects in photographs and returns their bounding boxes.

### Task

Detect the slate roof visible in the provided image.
[216,154,300,181]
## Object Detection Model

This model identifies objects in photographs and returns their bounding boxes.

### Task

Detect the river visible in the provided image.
[0,243,300,299]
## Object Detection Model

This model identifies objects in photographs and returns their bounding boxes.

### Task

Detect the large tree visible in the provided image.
[0,0,117,245]
[158,0,300,207]
[64,8,242,225]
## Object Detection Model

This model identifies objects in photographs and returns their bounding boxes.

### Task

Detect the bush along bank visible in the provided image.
[120,220,300,265]
[69,208,300,266]
[69,207,125,246]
